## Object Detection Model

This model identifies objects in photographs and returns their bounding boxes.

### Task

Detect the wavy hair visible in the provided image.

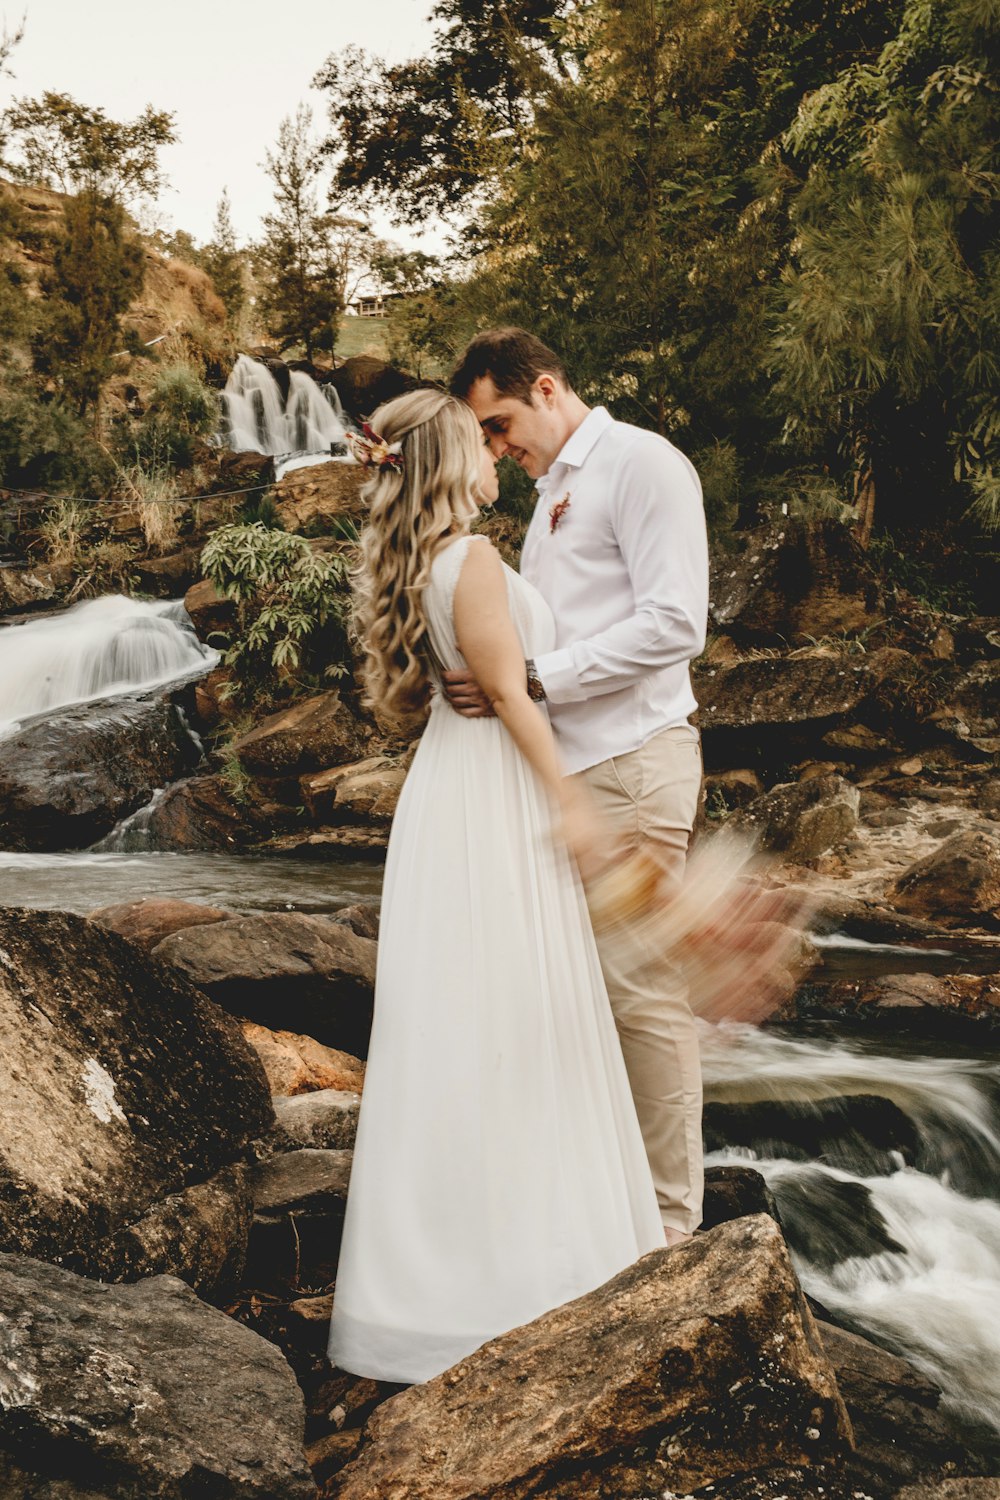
[352,388,484,726]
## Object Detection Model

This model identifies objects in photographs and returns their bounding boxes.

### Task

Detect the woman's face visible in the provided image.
[477,431,501,506]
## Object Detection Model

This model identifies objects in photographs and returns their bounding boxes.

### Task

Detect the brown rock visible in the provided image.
[798,973,1000,1041]
[154,913,377,1054]
[703,768,765,816]
[128,773,268,851]
[134,545,203,597]
[184,577,236,642]
[0,561,71,614]
[242,1022,366,1096]
[252,1147,352,1214]
[728,773,861,860]
[709,517,880,645]
[232,692,366,778]
[331,1215,852,1500]
[301,756,407,824]
[334,903,380,941]
[328,356,416,422]
[275,461,367,533]
[952,660,1000,738]
[889,829,1000,925]
[271,1089,361,1151]
[88,896,231,949]
[896,1483,1000,1499]
[193,665,237,728]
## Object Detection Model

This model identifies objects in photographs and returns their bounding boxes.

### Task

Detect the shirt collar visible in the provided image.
[532,406,613,501]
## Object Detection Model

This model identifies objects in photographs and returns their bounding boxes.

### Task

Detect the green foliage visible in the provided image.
[200,521,352,702]
[1,91,176,204]
[0,385,110,490]
[201,188,246,321]
[237,490,285,529]
[129,363,217,468]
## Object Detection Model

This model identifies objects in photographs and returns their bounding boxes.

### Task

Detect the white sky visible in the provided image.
[2,0,444,251]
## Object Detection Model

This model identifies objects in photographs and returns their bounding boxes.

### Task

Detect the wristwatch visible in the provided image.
[526,659,547,702]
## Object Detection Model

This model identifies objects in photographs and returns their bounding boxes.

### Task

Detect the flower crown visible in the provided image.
[345,422,404,472]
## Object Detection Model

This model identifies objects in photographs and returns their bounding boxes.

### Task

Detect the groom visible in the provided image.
[446,327,709,1245]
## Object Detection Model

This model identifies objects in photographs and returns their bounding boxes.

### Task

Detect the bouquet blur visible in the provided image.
[584,837,816,1027]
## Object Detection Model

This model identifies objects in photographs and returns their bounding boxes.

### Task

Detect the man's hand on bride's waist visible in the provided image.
[441,668,496,717]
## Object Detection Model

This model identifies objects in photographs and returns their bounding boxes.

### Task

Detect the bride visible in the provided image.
[327,387,664,1387]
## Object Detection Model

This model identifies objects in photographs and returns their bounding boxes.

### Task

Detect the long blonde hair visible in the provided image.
[352,388,484,726]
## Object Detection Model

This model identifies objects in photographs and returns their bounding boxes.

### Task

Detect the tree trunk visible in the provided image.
[851,437,876,547]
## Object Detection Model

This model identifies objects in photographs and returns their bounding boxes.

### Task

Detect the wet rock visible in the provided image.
[331,1214,851,1500]
[328,356,415,421]
[704,1096,920,1178]
[192,664,237,727]
[183,576,237,642]
[301,755,407,824]
[271,1090,361,1151]
[154,913,377,1055]
[0,1253,316,1499]
[0,695,200,851]
[88,896,232,949]
[242,1022,366,1096]
[767,1170,906,1269]
[888,829,1000,926]
[232,691,367,778]
[796,973,1000,1043]
[0,561,72,614]
[0,907,272,1294]
[727,773,860,860]
[134,545,203,597]
[253,1148,352,1214]
[709,517,880,645]
[248,1150,352,1294]
[701,1165,782,1231]
[818,1321,995,1492]
[126,772,271,851]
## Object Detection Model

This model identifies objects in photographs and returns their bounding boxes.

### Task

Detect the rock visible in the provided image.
[701,1165,782,1231]
[265,826,390,860]
[192,664,237,727]
[275,461,367,533]
[333,902,380,941]
[897,1483,1000,1499]
[797,973,1000,1044]
[328,356,416,421]
[702,768,765,816]
[248,1149,352,1293]
[133,545,203,597]
[88,896,231,949]
[242,1022,366,1096]
[0,695,201,852]
[0,1253,316,1499]
[709,517,880,645]
[951,661,1000,738]
[704,1096,920,1179]
[123,772,270,851]
[331,1215,852,1499]
[301,755,407,824]
[183,577,236,642]
[727,773,861,860]
[232,692,367,779]
[271,1089,361,1151]
[889,829,1000,926]
[0,561,72,614]
[155,914,377,1055]
[0,907,272,1293]
[252,1148,352,1214]
[818,1321,994,1492]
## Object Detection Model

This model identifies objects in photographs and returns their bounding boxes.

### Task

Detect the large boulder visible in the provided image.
[183,577,237,642]
[133,545,203,598]
[301,755,407,824]
[0,561,72,614]
[327,356,416,422]
[0,1253,316,1499]
[797,973,1000,1044]
[231,692,367,780]
[241,1021,367,1096]
[154,913,377,1055]
[727,773,861,860]
[116,772,271,851]
[0,907,272,1294]
[888,829,1000,926]
[331,1214,852,1500]
[709,518,880,645]
[270,1090,361,1151]
[0,695,201,851]
[274,461,367,533]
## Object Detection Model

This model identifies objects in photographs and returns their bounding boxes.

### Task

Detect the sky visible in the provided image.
[1,0,443,250]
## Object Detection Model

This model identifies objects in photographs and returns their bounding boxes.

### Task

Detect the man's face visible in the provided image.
[466,375,565,480]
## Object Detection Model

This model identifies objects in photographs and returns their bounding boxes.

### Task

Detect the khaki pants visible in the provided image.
[574,725,704,1235]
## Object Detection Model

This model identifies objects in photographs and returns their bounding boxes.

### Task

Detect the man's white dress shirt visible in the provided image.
[520,406,708,775]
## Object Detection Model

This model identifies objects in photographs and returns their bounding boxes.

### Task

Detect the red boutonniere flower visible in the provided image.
[548,492,571,533]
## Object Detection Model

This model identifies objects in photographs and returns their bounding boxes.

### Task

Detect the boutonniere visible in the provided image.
[548,492,571,533]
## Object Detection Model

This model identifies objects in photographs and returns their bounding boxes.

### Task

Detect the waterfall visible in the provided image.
[217,355,350,474]
[701,1023,1000,1433]
[0,595,218,736]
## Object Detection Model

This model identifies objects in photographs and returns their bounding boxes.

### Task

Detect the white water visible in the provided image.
[702,1023,1000,1431]
[218,354,351,475]
[0,595,218,735]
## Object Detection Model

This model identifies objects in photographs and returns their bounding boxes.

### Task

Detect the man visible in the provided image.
[446,327,709,1246]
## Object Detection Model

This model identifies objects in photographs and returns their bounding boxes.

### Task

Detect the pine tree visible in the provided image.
[202,188,245,321]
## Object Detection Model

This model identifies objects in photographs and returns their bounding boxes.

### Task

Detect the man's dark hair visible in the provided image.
[450,327,570,405]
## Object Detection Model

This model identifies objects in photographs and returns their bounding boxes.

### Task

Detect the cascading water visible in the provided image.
[701,1023,1000,1434]
[0,595,218,736]
[217,354,351,475]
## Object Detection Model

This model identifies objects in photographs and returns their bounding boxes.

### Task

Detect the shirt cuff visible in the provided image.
[532,646,587,704]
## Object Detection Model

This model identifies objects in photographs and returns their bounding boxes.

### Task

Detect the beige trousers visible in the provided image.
[573,725,704,1234]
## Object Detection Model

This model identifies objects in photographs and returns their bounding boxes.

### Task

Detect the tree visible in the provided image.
[1,91,175,204]
[313,0,569,223]
[255,106,341,358]
[202,188,245,320]
[772,0,1000,538]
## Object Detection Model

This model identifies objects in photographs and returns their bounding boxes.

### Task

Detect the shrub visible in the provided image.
[131,363,217,469]
[200,521,352,703]
[0,387,111,492]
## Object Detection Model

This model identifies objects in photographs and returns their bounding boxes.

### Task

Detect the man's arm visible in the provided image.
[532,441,708,703]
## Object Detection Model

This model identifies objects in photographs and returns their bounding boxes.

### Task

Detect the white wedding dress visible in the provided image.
[327,535,664,1385]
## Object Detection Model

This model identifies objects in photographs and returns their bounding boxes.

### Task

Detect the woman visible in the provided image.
[327,388,664,1386]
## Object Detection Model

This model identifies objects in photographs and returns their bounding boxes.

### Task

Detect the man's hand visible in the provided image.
[441,668,496,717]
